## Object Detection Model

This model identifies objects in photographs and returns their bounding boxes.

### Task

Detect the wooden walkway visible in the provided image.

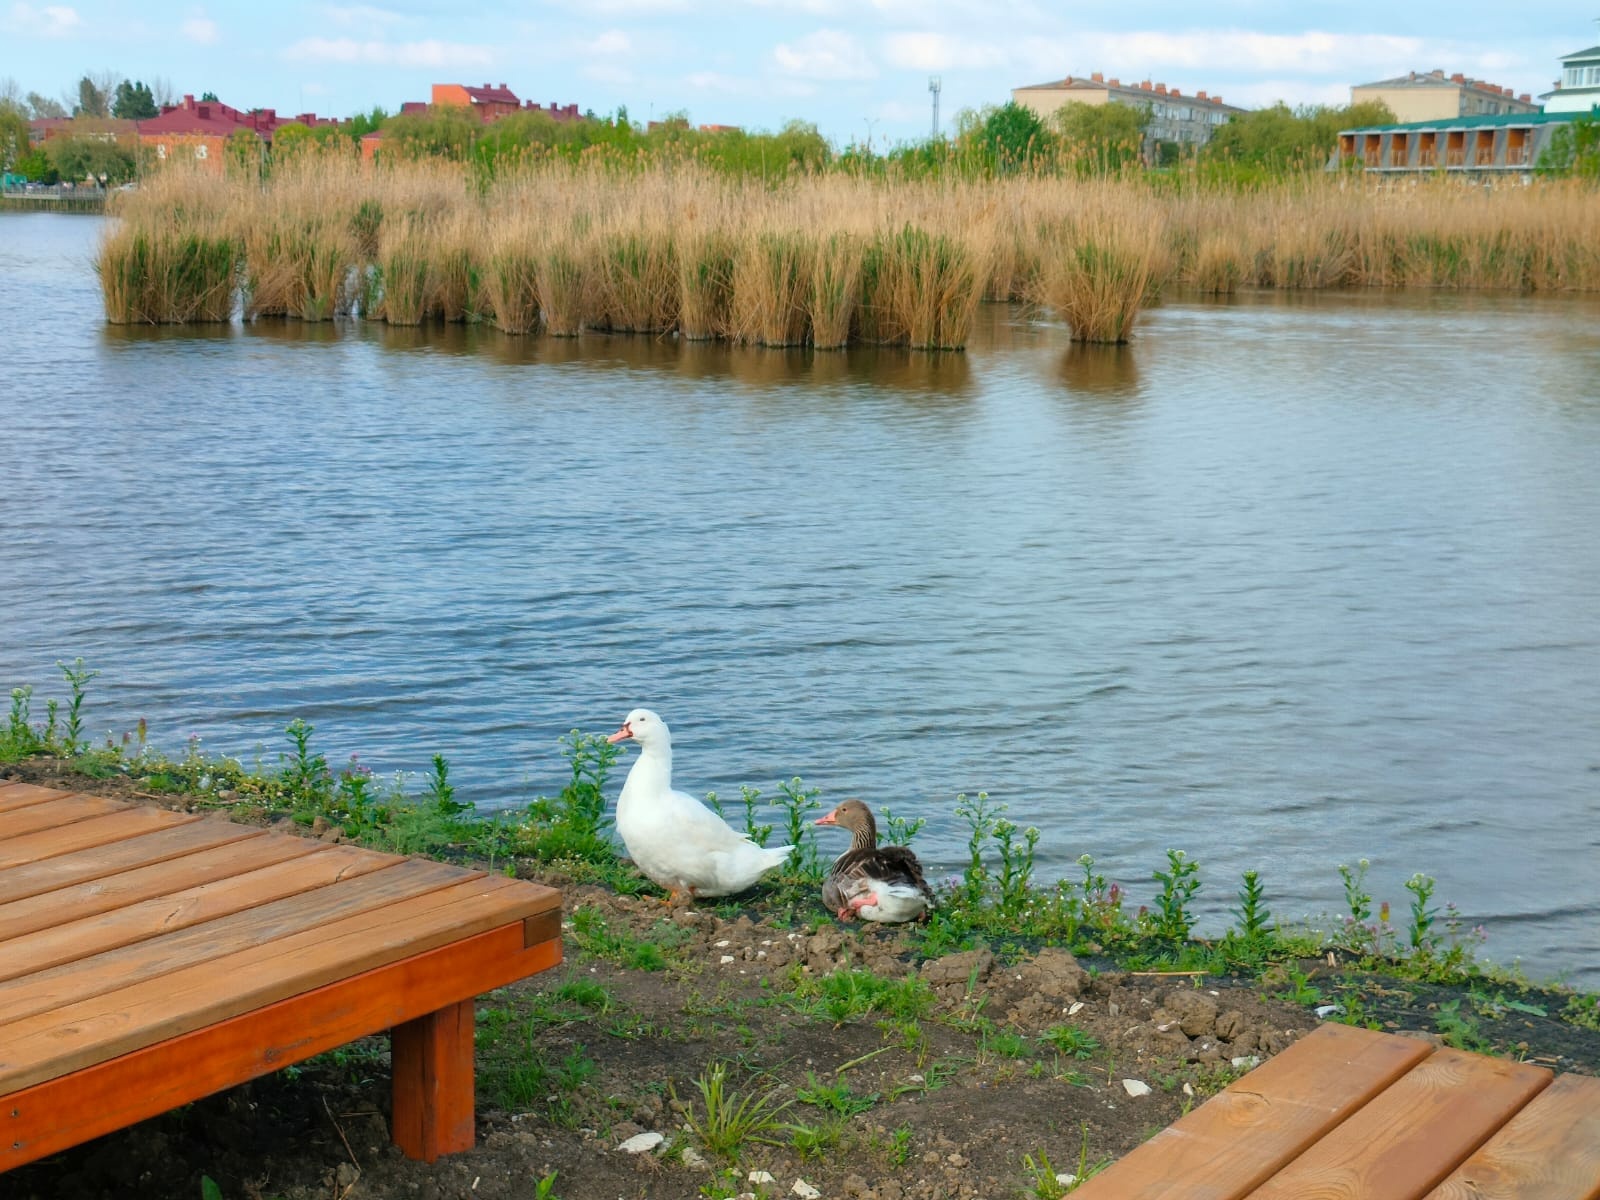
[1075,1021,1600,1200]
[0,782,563,1170]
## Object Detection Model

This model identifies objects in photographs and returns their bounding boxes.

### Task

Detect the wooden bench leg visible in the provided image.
[391,999,476,1162]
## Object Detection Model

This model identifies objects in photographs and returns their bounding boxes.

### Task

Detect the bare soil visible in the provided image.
[6,761,1598,1200]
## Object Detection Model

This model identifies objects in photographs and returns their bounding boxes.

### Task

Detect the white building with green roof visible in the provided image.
[1541,44,1600,113]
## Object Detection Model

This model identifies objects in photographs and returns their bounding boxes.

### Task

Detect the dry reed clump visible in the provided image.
[859,225,983,350]
[99,158,1600,343]
[807,232,862,350]
[676,230,737,340]
[594,229,678,333]
[97,224,239,324]
[1030,202,1171,344]
[729,232,811,347]
[374,214,440,325]
[481,218,541,335]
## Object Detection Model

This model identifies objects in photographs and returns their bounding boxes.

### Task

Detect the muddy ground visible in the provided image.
[6,762,1598,1200]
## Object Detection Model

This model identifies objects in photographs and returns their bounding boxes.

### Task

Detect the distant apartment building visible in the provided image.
[137,94,337,168]
[1540,43,1600,113]
[1011,73,1245,157]
[1350,70,1538,122]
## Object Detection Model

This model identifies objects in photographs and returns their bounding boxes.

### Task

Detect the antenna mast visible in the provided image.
[929,75,942,139]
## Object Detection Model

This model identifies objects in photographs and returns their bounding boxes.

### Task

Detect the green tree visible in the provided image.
[1053,100,1149,174]
[381,104,481,160]
[975,100,1052,173]
[200,91,219,103]
[74,76,109,118]
[13,144,57,182]
[1202,100,1393,172]
[1536,115,1600,179]
[111,79,158,120]
[27,92,67,119]
[0,97,28,170]
[45,134,136,183]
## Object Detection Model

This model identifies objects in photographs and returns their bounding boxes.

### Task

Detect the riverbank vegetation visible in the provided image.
[95,149,1600,345]
[8,661,1599,1019]
[7,662,1600,1196]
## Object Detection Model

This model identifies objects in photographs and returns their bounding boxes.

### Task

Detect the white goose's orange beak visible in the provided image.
[606,721,633,744]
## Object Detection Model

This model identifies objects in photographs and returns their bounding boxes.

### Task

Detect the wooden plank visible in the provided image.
[0,832,319,942]
[0,794,130,840]
[0,783,61,813]
[0,818,261,904]
[0,874,561,1092]
[392,998,476,1162]
[0,844,396,980]
[0,858,471,1027]
[1423,1072,1600,1200]
[1071,1024,1436,1200]
[1246,1047,1552,1200]
[0,806,197,871]
[0,920,562,1170]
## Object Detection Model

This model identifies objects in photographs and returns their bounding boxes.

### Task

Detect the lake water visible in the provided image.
[3,211,1598,986]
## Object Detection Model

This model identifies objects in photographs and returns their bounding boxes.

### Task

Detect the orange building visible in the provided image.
[431,83,522,121]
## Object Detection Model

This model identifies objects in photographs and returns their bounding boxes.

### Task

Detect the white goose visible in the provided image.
[607,708,793,902]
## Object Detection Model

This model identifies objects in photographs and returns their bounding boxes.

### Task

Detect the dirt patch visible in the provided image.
[5,762,1599,1200]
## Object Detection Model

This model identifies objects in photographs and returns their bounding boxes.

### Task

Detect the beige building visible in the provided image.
[1350,70,1538,123]
[1012,73,1245,152]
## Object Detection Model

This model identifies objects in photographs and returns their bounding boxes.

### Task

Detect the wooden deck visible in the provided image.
[1074,1021,1600,1199]
[0,782,563,1170]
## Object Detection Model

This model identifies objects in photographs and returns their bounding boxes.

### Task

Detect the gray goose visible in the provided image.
[815,798,936,923]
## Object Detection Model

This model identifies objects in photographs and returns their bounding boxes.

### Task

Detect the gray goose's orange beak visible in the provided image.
[815,809,839,826]
[606,721,632,744]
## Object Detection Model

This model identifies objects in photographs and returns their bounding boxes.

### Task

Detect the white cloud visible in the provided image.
[1222,79,1351,109]
[283,36,494,67]
[7,2,82,37]
[585,30,632,56]
[773,29,876,80]
[181,9,219,44]
[1040,30,1424,78]
[883,32,1007,71]
[320,4,413,28]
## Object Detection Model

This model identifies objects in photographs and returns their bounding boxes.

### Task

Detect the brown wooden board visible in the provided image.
[1070,1024,1435,1200]
[0,873,561,1092]
[1422,1072,1600,1200]
[0,795,130,838]
[0,807,197,870]
[0,833,320,942]
[0,844,396,981]
[1246,1046,1552,1200]
[0,818,260,904]
[0,784,61,813]
[0,858,469,1027]
[0,920,563,1170]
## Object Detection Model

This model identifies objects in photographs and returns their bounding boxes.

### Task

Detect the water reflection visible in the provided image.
[1056,342,1141,399]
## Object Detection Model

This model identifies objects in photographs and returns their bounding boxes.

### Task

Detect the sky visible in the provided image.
[3,1,1598,145]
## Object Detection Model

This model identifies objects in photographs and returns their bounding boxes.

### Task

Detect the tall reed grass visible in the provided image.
[102,152,1600,346]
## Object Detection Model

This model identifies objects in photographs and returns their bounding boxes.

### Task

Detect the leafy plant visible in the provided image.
[674,1061,793,1160]
[1040,1025,1099,1059]
[795,1071,878,1116]
[1147,849,1201,941]
[1232,869,1271,939]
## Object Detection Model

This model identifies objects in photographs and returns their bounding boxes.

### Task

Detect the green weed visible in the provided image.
[674,1061,793,1160]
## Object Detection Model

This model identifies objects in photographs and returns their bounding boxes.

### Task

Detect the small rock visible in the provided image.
[1068,1001,1086,1015]
[946,1153,969,1168]
[1054,1174,1079,1187]
[617,1131,663,1154]
[749,1170,776,1184]
[1214,1009,1247,1041]
[681,1146,707,1168]
[793,1181,821,1199]
[720,955,736,964]
[1121,1078,1153,1097]
[1231,1055,1262,1071]
[1162,988,1219,1037]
